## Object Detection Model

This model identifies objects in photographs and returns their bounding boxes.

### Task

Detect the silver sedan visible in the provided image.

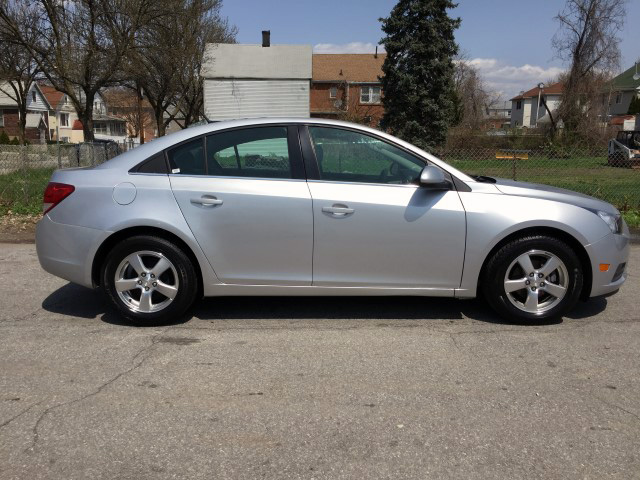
[36,118,630,324]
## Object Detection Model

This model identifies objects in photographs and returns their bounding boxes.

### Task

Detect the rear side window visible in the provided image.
[132,153,168,174]
[167,138,205,175]
[206,127,292,179]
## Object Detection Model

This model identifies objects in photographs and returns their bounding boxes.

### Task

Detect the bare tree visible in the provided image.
[131,0,235,136]
[0,1,41,144]
[0,0,162,141]
[452,54,496,131]
[552,0,627,135]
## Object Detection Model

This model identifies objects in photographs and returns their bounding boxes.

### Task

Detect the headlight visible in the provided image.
[597,211,623,234]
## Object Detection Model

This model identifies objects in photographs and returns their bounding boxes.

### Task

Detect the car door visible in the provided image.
[169,125,313,285]
[303,125,466,289]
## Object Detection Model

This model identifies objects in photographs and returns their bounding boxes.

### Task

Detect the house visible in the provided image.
[311,53,385,126]
[39,84,127,143]
[0,81,51,142]
[201,33,312,121]
[101,88,157,143]
[606,63,640,128]
[510,82,563,128]
[485,101,512,130]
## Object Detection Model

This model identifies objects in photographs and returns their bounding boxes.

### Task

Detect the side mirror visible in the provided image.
[419,165,450,189]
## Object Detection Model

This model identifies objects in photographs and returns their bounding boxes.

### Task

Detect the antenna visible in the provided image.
[633,60,640,81]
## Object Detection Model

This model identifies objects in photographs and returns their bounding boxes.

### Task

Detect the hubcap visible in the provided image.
[503,250,569,315]
[114,251,179,314]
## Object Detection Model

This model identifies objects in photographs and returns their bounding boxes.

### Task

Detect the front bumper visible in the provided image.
[585,231,630,297]
[36,215,109,288]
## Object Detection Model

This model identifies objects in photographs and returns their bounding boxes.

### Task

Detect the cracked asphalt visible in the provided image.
[0,243,639,480]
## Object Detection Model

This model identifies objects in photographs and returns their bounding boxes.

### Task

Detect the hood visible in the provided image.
[492,178,618,215]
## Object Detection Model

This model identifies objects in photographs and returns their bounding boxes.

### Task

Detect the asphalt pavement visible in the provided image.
[0,243,639,479]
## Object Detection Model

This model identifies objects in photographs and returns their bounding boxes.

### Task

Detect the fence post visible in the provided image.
[512,153,517,181]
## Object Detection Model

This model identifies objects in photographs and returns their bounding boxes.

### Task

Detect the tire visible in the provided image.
[101,235,198,325]
[482,235,583,323]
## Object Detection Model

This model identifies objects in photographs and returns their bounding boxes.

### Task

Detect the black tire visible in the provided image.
[482,235,583,323]
[101,235,198,325]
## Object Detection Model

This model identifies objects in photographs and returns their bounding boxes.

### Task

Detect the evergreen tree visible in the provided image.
[379,0,460,150]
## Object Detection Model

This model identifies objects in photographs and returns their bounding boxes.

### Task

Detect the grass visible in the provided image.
[0,161,638,229]
[0,167,55,215]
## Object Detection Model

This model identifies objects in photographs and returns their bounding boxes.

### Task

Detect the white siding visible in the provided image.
[204,79,310,121]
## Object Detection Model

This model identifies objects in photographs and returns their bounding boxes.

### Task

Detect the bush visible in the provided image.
[0,130,10,144]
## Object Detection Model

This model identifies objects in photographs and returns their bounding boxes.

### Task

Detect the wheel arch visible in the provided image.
[477,226,593,301]
[91,226,204,298]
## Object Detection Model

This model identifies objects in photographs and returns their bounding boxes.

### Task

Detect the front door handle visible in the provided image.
[322,204,354,216]
[191,195,223,207]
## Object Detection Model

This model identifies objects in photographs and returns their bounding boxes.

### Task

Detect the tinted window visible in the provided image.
[308,127,424,184]
[133,153,168,174]
[167,138,205,175]
[206,127,292,179]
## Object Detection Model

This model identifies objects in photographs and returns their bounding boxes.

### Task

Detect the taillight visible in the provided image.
[43,182,75,214]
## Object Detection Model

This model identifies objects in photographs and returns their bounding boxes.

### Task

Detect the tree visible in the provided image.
[379,0,460,150]
[0,1,41,144]
[552,0,627,135]
[0,0,163,141]
[130,0,235,136]
[451,54,497,131]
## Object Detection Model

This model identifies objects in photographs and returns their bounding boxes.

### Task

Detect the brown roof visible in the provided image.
[510,82,563,101]
[101,88,153,110]
[312,53,385,83]
[38,84,65,109]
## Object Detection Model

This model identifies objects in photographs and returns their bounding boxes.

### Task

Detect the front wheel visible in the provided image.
[482,235,583,322]
[101,235,198,325]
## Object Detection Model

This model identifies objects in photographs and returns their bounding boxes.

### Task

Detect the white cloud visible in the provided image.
[467,57,564,100]
[313,42,385,54]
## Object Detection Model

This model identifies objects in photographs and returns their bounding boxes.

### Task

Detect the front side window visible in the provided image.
[329,86,337,98]
[308,127,424,185]
[206,126,292,179]
[59,113,69,127]
[516,100,522,110]
[615,92,622,104]
[360,86,381,104]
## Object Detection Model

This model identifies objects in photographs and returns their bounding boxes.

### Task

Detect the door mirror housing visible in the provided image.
[419,165,450,189]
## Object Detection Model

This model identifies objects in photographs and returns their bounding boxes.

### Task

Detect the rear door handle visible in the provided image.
[191,195,223,207]
[322,204,354,216]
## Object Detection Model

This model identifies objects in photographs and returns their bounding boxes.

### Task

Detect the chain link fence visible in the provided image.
[0,142,120,215]
[1,139,639,216]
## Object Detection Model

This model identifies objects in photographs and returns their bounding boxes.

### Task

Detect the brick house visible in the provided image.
[311,53,385,126]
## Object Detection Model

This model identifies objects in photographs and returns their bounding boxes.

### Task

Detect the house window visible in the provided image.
[59,113,69,127]
[112,122,125,136]
[516,100,522,110]
[360,86,381,104]
[615,92,622,104]
[507,110,511,116]
[93,122,108,135]
[329,86,337,99]
[32,91,37,102]
[539,96,544,107]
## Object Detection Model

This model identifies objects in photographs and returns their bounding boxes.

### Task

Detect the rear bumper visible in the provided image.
[585,231,630,297]
[36,215,109,288]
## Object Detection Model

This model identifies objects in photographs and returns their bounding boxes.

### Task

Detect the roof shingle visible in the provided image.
[312,54,385,83]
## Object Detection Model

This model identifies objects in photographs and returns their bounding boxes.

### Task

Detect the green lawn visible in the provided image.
[1,162,638,228]
[0,167,55,215]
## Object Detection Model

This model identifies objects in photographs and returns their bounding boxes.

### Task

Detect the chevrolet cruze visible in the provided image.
[36,118,630,324]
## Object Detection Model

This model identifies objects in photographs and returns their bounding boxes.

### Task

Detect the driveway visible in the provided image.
[0,243,638,479]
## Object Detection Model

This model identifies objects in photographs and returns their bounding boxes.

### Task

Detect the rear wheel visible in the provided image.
[482,235,583,322]
[101,236,198,325]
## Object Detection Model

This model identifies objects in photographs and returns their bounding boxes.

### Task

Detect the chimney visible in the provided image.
[262,30,270,47]
[375,46,378,58]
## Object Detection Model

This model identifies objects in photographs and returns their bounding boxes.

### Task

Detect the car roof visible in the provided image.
[95,117,473,182]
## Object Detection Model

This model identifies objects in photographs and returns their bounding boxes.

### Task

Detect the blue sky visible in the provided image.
[221,0,640,100]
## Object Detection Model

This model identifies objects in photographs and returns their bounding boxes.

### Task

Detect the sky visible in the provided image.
[220,0,640,101]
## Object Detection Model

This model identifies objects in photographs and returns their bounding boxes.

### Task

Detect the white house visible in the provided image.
[201,32,312,121]
[606,63,640,127]
[510,82,563,128]
[0,81,51,142]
